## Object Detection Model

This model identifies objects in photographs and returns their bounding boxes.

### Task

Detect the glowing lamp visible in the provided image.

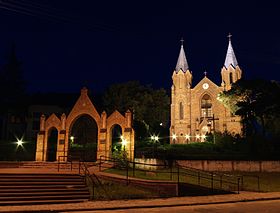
[16,139,24,147]
[121,138,127,147]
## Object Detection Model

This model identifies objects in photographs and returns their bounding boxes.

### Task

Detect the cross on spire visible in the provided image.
[227,33,232,41]
[180,37,184,46]
[204,71,207,76]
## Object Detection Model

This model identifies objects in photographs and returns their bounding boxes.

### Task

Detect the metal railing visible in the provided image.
[57,155,72,172]
[79,160,110,200]
[99,156,261,194]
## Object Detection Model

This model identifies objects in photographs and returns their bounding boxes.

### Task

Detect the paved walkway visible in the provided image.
[0,191,280,212]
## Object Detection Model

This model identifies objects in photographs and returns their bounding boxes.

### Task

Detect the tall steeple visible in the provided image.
[224,34,238,69]
[221,34,242,91]
[175,38,189,72]
[170,38,192,144]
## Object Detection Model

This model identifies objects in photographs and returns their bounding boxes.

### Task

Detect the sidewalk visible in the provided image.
[1,191,280,212]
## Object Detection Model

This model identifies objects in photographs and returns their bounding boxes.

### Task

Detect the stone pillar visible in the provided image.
[57,130,66,161]
[97,128,107,160]
[36,114,46,161]
[40,114,46,131]
[123,128,134,161]
[125,110,132,128]
[35,131,45,161]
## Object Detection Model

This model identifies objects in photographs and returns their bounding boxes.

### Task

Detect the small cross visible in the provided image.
[227,33,232,41]
[180,37,184,46]
[204,71,207,76]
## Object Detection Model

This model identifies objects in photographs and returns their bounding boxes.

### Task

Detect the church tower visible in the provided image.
[221,34,242,91]
[170,40,192,144]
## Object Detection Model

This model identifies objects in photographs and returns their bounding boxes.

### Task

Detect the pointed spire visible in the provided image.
[175,38,189,72]
[224,33,238,69]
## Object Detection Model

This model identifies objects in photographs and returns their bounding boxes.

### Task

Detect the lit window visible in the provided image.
[201,94,212,118]
[179,102,184,120]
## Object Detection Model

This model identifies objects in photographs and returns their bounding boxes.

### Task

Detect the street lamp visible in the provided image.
[16,139,24,147]
[172,134,177,141]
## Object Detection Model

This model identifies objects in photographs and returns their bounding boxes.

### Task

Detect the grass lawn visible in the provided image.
[92,180,159,200]
[225,172,280,192]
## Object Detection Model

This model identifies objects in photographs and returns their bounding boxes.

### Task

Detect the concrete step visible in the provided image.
[0,187,88,193]
[0,191,89,197]
[0,184,86,189]
[0,194,90,201]
[0,178,83,182]
[0,199,88,206]
[0,172,90,205]
[0,174,83,179]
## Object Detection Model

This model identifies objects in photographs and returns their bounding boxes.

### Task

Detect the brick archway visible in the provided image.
[35,88,134,162]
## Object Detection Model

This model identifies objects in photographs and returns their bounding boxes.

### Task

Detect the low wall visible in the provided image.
[177,160,280,172]
[134,158,166,170]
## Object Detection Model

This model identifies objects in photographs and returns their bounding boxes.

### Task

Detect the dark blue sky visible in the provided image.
[0,0,280,94]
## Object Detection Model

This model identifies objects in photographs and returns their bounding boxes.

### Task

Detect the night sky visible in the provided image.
[0,0,280,94]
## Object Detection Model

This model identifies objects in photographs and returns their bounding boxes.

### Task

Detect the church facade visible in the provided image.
[170,36,242,144]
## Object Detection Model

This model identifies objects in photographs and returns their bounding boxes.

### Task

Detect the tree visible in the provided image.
[218,79,280,138]
[0,44,26,111]
[0,44,27,141]
[102,81,170,142]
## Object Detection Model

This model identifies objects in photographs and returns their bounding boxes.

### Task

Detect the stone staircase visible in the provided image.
[0,161,97,171]
[0,173,90,206]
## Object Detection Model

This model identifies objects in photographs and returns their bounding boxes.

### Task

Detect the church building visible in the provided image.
[170,35,242,143]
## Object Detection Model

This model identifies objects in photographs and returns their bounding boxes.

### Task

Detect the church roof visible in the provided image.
[224,36,238,69]
[175,44,189,72]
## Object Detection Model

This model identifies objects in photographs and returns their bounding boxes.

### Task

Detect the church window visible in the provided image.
[201,94,212,118]
[179,102,184,120]
[229,72,233,84]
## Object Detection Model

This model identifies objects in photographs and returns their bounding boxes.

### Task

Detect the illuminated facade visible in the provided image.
[35,88,135,161]
[170,36,242,144]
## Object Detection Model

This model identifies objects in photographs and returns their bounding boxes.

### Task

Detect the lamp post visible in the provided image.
[151,135,159,158]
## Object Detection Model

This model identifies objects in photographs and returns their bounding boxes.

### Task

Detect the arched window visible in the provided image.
[229,72,233,84]
[201,94,212,118]
[179,102,184,120]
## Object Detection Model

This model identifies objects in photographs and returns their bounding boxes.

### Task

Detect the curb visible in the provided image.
[1,196,280,212]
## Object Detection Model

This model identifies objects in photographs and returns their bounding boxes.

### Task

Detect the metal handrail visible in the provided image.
[79,159,111,200]
[99,155,245,194]
[57,155,72,172]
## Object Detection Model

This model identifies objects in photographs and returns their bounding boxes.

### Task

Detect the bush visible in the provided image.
[112,149,128,168]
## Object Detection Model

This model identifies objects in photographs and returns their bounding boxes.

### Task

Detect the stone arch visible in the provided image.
[45,114,61,133]
[106,110,134,159]
[64,88,101,161]
[35,88,135,162]
[38,114,62,161]
[46,127,59,161]
[68,114,99,161]
[109,124,123,154]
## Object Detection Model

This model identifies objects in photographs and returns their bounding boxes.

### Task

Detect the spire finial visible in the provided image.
[227,33,232,41]
[204,71,207,76]
[180,37,184,46]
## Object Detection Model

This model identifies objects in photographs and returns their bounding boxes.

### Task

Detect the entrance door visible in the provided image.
[69,115,98,161]
[47,128,58,161]
[110,124,123,156]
